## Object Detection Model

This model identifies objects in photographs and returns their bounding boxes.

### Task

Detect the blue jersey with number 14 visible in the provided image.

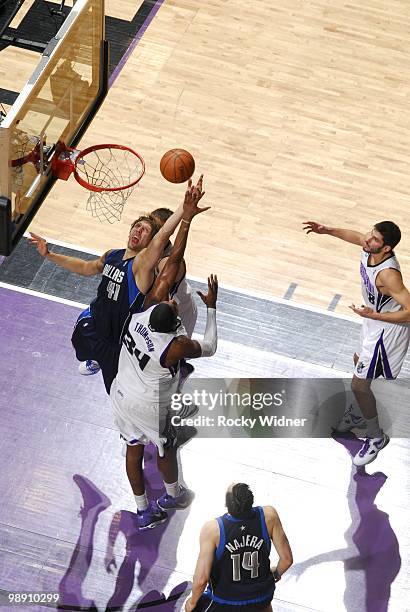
[204,507,275,606]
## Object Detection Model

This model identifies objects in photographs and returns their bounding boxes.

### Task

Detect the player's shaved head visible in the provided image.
[149,302,180,333]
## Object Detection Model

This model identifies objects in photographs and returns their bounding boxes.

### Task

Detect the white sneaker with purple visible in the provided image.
[353,434,390,466]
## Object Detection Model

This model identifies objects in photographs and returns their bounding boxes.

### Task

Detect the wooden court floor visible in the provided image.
[3,0,410,313]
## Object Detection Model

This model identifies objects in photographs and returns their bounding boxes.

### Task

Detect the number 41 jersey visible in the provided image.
[90,249,143,343]
[204,507,276,606]
[116,305,186,405]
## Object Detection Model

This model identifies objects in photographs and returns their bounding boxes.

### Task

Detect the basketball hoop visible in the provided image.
[51,141,145,222]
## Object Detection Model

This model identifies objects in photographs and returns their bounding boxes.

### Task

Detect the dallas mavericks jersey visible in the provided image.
[204,507,276,606]
[90,249,144,343]
[360,251,402,314]
[116,305,186,404]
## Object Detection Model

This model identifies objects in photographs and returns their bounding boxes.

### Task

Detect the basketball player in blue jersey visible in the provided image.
[304,220,410,465]
[110,195,218,530]
[184,483,293,612]
[28,175,205,393]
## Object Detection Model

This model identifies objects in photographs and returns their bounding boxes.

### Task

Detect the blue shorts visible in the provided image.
[71,310,121,394]
[194,596,272,611]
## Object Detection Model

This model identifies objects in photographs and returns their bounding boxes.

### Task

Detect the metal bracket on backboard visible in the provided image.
[0,198,12,257]
[43,37,59,57]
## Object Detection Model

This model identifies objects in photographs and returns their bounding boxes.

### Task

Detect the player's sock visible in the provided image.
[134,492,149,512]
[164,481,180,498]
[349,398,364,419]
[364,415,383,438]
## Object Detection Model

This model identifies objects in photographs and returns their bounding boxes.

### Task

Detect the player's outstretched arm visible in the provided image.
[303,221,365,246]
[144,184,210,308]
[264,506,293,581]
[185,520,218,612]
[28,232,105,276]
[164,275,218,365]
[135,175,206,290]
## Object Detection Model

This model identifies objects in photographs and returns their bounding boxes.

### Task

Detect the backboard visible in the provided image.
[0,0,108,256]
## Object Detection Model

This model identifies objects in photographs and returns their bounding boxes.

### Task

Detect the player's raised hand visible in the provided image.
[303,221,329,235]
[197,274,218,308]
[28,232,49,257]
[183,174,210,220]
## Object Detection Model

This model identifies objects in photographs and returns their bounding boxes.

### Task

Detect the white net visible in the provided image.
[76,145,144,222]
[85,185,136,223]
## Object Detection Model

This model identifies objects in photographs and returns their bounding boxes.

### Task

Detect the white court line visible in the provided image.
[24,231,104,256]
[0,281,87,309]
[0,281,352,377]
[23,234,360,324]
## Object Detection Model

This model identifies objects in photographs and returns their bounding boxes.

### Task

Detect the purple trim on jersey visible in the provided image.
[367,331,393,379]
[215,517,225,560]
[360,261,375,296]
[257,507,271,552]
[159,337,178,371]
[376,291,392,313]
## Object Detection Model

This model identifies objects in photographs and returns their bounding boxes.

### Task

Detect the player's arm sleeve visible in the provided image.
[165,309,217,363]
[197,307,217,357]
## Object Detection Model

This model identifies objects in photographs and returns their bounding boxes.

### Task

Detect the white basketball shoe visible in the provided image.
[78,360,101,375]
[353,434,390,466]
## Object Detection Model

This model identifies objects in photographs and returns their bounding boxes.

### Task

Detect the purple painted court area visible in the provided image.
[0,287,190,610]
[0,286,408,612]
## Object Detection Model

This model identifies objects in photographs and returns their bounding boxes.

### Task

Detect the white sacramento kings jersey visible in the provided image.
[116,305,186,405]
[360,251,402,315]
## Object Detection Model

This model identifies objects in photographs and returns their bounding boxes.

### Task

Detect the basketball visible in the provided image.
[160,149,195,184]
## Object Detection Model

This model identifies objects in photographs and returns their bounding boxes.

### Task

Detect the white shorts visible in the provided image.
[355,320,410,380]
[110,379,175,457]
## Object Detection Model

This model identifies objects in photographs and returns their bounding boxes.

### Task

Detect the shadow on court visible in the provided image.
[290,433,401,612]
[58,447,190,611]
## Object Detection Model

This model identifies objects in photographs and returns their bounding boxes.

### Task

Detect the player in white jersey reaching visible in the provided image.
[150,208,198,339]
[151,207,198,386]
[111,184,218,530]
[304,220,410,466]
